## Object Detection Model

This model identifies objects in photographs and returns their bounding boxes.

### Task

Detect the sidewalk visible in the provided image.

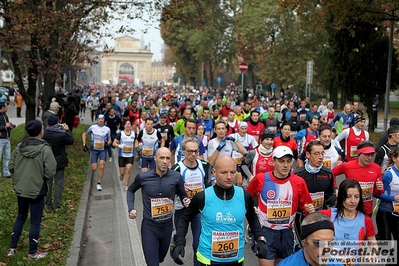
[66,149,145,266]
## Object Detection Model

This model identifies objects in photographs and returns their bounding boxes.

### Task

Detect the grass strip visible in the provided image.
[0,124,89,266]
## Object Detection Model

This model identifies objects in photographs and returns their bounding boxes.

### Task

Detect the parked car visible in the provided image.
[0,87,10,102]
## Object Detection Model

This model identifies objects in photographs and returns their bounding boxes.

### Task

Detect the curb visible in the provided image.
[66,163,93,266]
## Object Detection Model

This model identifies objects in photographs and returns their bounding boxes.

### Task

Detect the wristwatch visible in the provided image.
[258,236,266,243]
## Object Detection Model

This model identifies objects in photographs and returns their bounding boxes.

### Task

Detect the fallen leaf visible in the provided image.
[43,243,52,249]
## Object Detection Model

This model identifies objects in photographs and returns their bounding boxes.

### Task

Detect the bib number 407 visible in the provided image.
[272,209,286,218]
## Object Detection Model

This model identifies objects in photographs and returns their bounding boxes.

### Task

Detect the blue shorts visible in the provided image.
[252,227,294,260]
[90,149,107,163]
[141,157,155,169]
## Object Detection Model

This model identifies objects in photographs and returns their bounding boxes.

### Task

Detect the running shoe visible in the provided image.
[7,248,17,258]
[28,251,48,260]
[108,157,112,163]
[124,185,128,192]
[119,174,124,181]
[96,184,102,191]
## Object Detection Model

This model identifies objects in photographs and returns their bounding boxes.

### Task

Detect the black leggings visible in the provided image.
[91,109,97,121]
[376,209,399,240]
[80,104,86,115]
[141,219,173,266]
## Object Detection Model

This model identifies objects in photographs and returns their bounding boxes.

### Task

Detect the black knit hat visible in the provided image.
[47,115,59,126]
[25,120,42,136]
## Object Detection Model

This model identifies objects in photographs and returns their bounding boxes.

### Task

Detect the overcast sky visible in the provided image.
[102,12,164,62]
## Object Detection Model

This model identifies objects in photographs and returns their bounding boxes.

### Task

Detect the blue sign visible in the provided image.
[201,79,206,86]
[270,83,276,89]
[80,71,86,78]
[216,77,222,83]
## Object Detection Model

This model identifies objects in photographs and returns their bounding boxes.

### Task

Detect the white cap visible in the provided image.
[49,102,60,110]
[238,122,248,129]
[272,146,294,159]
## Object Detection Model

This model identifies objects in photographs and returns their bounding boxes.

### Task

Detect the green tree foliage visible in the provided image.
[160,0,236,87]
[236,0,311,89]
[0,0,164,123]
[281,0,399,132]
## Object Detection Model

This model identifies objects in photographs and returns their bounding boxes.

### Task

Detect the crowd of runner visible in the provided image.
[79,84,398,266]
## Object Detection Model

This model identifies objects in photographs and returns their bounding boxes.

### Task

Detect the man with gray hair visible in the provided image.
[278,212,341,265]
[171,137,209,266]
[42,101,60,128]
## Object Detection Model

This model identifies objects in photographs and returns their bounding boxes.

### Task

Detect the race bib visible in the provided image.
[93,141,104,150]
[161,132,167,140]
[393,202,399,213]
[211,231,239,259]
[359,182,374,202]
[267,200,292,225]
[150,198,173,221]
[142,144,154,157]
[323,156,332,169]
[300,114,306,121]
[268,126,277,133]
[290,131,297,138]
[142,149,153,156]
[310,192,324,211]
[350,146,358,157]
[205,131,211,138]
[123,145,133,153]
[235,157,244,164]
[185,182,203,198]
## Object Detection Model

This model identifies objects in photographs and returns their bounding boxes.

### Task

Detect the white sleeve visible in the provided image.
[208,139,218,158]
[249,135,259,148]
[335,128,349,143]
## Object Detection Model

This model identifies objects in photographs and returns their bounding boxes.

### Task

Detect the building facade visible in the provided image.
[151,60,176,86]
[99,36,153,86]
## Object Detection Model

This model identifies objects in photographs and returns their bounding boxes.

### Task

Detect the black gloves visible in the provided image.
[170,243,185,265]
[253,236,267,259]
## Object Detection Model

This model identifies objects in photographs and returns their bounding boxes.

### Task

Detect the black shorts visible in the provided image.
[118,156,134,167]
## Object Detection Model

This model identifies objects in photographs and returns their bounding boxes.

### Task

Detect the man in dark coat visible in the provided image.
[43,115,74,211]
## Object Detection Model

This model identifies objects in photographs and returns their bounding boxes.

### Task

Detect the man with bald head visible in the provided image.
[331,104,355,135]
[127,147,190,266]
[171,155,267,265]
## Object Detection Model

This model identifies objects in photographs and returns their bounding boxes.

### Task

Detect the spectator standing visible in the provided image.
[0,102,14,178]
[15,91,23,118]
[372,95,379,129]
[43,115,74,211]
[43,101,60,128]
[63,94,79,132]
[7,120,56,260]
[8,85,15,107]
